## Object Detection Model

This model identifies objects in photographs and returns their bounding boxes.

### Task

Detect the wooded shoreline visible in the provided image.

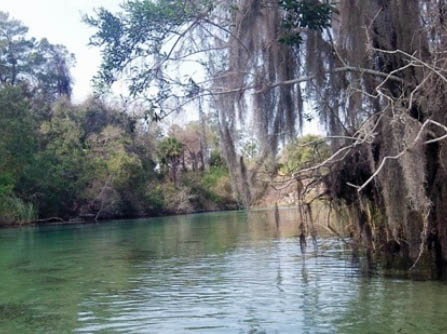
[0,206,240,229]
[4,1,447,277]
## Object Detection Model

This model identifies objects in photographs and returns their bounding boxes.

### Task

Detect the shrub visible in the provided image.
[279,135,330,175]
[0,195,38,225]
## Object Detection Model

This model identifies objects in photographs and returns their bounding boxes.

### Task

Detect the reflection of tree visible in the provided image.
[1,209,335,332]
[300,260,323,332]
[333,278,447,333]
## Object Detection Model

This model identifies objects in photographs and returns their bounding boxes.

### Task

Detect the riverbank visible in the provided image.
[0,202,239,229]
[0,162,238,228]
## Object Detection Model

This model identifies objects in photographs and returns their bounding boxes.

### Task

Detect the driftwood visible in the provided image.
[36,217,64,223]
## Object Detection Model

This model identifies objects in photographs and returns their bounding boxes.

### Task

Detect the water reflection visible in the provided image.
[0,209,445,333]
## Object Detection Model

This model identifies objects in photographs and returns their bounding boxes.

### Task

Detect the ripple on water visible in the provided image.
[0,211,446,333]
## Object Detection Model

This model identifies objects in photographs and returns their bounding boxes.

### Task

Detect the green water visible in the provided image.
[0,210,446,333]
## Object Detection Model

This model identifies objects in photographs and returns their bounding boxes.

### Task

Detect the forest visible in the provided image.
[3,0,447,277]
[0,10,242,224]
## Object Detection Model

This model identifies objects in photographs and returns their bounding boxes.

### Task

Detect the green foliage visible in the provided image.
[157,136,184,185]
[85,0,197,95]
[158,136,183,169]
[201,166,232,199]
[181,166,232,205]
[241,140,258,160]
[84,0,214,121]
[0,173,14,198]
[0,11,35,85]
[203,167,233,203]
[0,10,237,223]
[0,12,74,99]
[20,100,88,217]
[0,85,158,221]
[0,195,37,225]
[279,135,330,174]
[209,150,227,168]
[22,151,84,218]
[278,0,334,46]
[158,137,184,163]
[78,98,135,138]
[144,185,165,212]
[0,86,37,190]
[33,39,75,100]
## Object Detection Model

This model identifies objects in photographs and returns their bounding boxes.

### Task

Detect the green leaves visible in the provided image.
[0,12,74,99]
[0,86,37,183]
[158,136,184,163]
[86,1,194,94]
[278,0,334,46]
[279,135,330,174]
[0,173,14,198]
[85,0,214,97]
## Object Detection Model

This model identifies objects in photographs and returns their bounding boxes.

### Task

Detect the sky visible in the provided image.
[2,0,122,103]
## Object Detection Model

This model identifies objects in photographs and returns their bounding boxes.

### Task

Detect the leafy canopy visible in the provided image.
[280,135,330,174]
[0,11,75,99]
[278,0,335,46]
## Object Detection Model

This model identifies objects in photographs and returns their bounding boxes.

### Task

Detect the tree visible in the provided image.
[86,0,333,207]
[157,137,184,186]
[280,135,330,175]
[0,86,38,222]
[0,11,35,86]
[0,86,36,175]
[25,99,88,217]
[0,12,173,223]
[33,39,75,100]
[277,0,447,272]
[87,0,447,273]
[170,121,211,172]
[0,12,74,100]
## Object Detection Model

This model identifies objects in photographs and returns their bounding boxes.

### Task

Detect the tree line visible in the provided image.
[0,11,242,225]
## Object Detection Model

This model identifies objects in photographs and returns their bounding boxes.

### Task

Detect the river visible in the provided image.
[0,209,446,333]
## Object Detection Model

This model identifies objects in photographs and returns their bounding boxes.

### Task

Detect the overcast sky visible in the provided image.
[3,0,122,103]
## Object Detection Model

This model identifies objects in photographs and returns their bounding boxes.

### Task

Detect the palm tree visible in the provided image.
[158,137,184,186]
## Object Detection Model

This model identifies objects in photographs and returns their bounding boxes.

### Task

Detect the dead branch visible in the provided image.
[350,119,447,193]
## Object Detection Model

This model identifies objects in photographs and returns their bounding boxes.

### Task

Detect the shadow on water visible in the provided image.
[7,258,31,269]
[0,303,64,332]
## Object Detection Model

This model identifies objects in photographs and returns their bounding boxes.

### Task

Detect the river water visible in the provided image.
[0,210,446,333]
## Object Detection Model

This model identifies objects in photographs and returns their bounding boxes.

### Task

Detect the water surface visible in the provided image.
[0,210,446,333]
